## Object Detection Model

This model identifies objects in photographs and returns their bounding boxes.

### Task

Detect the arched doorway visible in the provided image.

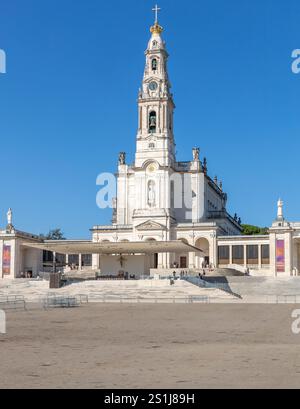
[195,238,210,268]
[145,238,158,269]
[177,238,189,269]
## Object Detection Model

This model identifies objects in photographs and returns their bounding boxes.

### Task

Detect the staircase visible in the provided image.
[223,276,300,300]
[184,276,243,299]
[188,268,245,277]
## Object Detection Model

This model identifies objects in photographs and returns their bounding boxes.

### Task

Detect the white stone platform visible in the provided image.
[0,279,236,304]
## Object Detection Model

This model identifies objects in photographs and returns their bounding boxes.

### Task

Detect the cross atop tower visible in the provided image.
[152,4,161,24]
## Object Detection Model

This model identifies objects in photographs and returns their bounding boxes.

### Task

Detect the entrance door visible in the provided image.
[154,253,158,269]
[180,257,187,269]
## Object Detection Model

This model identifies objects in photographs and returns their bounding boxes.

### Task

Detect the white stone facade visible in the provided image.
[91,19,242,273]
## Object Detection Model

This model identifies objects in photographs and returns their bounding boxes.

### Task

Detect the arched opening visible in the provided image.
[149,111,157,133]
[175,238,189,269]
[195,238,210,269]
[152,58,158,71]
[145,238,158,269]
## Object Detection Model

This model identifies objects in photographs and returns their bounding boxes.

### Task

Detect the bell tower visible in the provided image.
[135,5,176,168]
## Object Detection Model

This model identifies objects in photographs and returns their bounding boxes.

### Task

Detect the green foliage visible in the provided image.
[241,224,269,236]
[39,228,66,240]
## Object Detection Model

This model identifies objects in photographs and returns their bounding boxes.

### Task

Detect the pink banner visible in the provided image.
[276,240,285,273]
[2,245,11,276]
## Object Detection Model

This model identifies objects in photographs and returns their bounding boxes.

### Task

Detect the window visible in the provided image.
[218,246,230,265]
[152,58,158,71]
[232,246,244,265]
[262,244,270,265]
[247,245,258,265]
[149,111,157,133]
[149,143,155,149]
[82,254,92,267]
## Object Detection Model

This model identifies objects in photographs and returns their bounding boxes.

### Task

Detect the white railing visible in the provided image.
[87,293,210,304]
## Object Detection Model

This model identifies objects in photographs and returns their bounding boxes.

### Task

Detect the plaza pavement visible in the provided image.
[1,303,300,389]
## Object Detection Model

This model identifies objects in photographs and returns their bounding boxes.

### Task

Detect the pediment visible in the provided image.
[136,220,166,231]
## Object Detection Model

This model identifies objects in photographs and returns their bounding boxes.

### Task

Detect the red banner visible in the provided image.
[2,245,11,276]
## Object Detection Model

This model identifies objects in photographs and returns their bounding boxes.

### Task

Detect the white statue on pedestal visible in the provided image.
[192,147,200,161]
[7,208,12,226]
[277,199,284,220]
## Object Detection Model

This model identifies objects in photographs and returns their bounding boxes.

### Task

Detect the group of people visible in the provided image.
[171,270,189,279]
[20,271,33,279]
[201,261,215,272]
[95,271,137,280]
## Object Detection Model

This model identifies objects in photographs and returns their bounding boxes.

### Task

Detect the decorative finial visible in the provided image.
[150,4,163,35]
[277,198,284,221]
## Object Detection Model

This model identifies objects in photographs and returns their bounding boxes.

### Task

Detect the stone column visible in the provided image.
[285,232,293,276]
[92,254,100,270]
[244,245,247,267]
[210,233,218,268]
[78,254,82,271]
[258,245,262,269]
[189,252,196,269]
[229,245,233,265]
[158,253,164,269]
[53,252,57,273]
[269,231,277,277]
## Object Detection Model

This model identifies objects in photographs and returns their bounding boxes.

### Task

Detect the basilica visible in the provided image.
[1,10,300,279]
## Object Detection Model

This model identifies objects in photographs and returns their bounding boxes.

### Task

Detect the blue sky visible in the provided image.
[0,0,299,238]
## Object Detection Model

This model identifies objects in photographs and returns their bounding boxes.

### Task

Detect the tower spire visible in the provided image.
[135,6,175,168]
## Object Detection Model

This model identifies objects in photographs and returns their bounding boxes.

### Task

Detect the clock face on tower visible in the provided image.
[149,81,158,91]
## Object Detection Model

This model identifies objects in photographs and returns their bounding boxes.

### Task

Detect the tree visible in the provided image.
[241,224,269,236]
[39,228,66,241]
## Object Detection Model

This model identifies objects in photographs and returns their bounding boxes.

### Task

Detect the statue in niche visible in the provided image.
[148,181,156,208]
[118,152,126,165]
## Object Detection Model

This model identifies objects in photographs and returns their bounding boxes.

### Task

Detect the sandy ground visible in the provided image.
[1,304,300,389]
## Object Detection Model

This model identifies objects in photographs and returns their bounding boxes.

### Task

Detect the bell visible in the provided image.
[150,117,156,127]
